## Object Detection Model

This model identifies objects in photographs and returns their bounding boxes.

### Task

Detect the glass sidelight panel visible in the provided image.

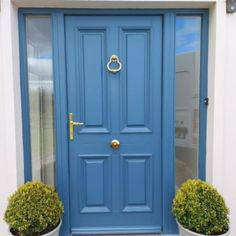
[175,16,202,188]
[25,16,55,186]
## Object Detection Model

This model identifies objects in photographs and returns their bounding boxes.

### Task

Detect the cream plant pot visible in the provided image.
[9,220,62,236]
[177,221,230,236]
[43,220,62,236]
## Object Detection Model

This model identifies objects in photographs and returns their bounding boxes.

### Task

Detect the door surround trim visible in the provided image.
[18,8,209,235]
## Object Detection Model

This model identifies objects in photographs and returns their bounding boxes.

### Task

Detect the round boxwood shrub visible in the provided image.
[4,181,64,236]
[172,179,229,235]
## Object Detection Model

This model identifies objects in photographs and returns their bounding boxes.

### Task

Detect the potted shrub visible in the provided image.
[172,179,229,236]
[4,181,64,236]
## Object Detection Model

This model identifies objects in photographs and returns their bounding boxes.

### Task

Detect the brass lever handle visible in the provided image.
[69,112,84,141]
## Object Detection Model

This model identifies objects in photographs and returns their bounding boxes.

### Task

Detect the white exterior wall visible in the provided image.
[223,12,236,235]
[0,0,236,235]
[0,0,24,235]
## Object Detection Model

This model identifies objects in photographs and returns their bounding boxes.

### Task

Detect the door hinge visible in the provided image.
[204,97,209,106]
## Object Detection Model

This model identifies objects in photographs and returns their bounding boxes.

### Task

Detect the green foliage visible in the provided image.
[172,179,229,235]
[4,181,64,236]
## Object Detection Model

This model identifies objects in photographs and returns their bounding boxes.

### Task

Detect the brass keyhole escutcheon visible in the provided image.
[111,139,120,149]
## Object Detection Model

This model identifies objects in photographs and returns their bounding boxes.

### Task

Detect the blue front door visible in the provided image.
[65,15,162,234]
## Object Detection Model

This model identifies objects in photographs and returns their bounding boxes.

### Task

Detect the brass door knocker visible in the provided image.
[107,55,122,73]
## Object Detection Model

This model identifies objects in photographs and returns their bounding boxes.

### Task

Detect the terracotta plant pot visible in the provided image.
[177,221,230,236]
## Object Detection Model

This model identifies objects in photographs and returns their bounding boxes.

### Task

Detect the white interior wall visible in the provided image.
[0,0,236,235]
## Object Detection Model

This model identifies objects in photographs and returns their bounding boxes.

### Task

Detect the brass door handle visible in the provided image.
[110,139,120,149]
[69,113,84,141]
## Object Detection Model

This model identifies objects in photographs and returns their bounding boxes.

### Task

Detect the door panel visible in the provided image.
[79,154,112,213]
[65,15,162,234]
[79,31,107,128]
[75,28,110,134]
[121,154,153,212]
[120,29,151,132]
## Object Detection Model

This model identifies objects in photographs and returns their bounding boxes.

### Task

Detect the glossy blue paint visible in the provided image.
[18,13,32,182]
[18,9,209,236]
[162,12,177,234]
[52,13,71,236]
[122,154,153,212]
[198,12,209,180]
[65,15,162,234]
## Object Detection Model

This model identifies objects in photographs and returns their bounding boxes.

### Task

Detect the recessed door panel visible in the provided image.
[121,29,151,133]
[121,154,153,212]
[75,28,110,134]
[66,15,162,234]
[79,155,111,213]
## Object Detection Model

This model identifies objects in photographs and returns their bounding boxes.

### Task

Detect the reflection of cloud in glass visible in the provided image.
[27,16,52,60]
[176,16,201,55]
[28,58,53,78]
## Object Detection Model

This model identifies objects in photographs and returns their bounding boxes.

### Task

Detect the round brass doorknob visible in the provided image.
[110,139,120,149]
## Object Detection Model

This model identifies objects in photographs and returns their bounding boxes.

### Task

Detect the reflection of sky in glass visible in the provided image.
[27,16,52,59]
[26,16,53,79]
[175,16,202,187]
[37,52,52,59]
[176,16,201,55]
